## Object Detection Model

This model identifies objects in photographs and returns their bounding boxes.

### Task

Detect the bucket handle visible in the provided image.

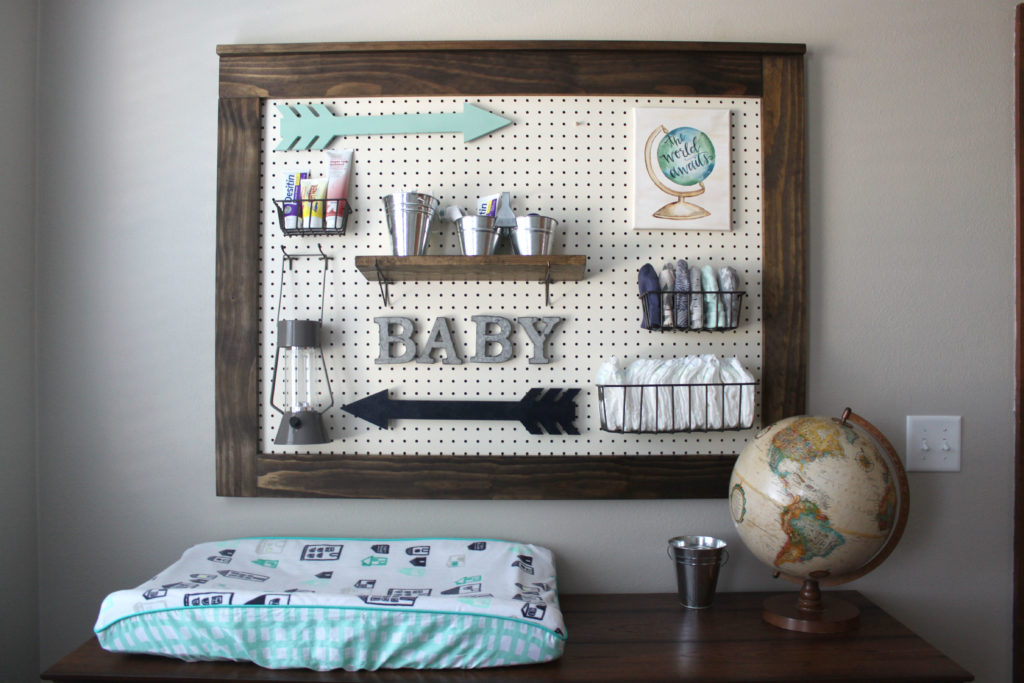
[667,546,729,566]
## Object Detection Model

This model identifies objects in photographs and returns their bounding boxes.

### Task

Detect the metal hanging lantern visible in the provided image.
[271,245,334,445]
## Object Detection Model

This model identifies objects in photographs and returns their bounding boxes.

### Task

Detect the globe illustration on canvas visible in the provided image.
[729,410,909,632]
[656,127,716,187]
[642,124,718,220]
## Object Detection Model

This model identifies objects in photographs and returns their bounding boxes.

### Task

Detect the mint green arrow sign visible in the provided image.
[276,102,513,150]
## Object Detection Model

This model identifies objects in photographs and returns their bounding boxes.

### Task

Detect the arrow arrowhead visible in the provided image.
[341,390,393,429]
[462,103,513,142]
[539,417,562,435]
[518,388,579,435]
[556,388,581,404]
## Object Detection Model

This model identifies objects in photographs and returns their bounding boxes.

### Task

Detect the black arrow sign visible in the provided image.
[342,388,580,435]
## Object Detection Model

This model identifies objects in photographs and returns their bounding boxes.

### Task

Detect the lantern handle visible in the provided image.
[277,244,333,324]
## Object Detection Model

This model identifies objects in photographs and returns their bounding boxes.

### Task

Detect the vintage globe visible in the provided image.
[729,410,909,632]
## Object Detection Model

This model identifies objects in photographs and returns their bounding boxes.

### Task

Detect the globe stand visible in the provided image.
[653,183,710,220]
[762,578,860,634]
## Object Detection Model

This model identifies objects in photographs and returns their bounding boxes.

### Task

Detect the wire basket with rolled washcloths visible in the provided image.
[638,261,744,331]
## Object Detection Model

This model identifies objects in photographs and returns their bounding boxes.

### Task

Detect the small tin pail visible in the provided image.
[667,535,729,609]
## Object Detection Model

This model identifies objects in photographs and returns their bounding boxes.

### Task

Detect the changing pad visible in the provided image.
[94,537,566,671]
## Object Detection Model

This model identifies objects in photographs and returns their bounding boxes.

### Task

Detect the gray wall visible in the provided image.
[0,1,38,681]
[32,1,1017,681]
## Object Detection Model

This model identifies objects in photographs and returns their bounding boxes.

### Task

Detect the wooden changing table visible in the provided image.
[42,591,972,682]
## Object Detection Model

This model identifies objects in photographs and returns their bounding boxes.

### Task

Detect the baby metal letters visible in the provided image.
[374,316,563,365]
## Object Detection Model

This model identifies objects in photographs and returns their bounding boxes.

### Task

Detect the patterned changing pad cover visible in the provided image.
[94,537,566,671]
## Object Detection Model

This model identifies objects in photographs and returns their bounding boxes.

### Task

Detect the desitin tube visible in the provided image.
[282,170,308,230]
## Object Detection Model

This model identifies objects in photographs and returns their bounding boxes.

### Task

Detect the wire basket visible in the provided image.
[273,198,351,236]
[639,290,745,331]
[596,382,757,433]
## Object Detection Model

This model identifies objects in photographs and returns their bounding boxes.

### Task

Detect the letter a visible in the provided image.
[416,317,463,365]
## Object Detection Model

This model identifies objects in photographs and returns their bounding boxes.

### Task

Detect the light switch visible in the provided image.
[905,415,961,472]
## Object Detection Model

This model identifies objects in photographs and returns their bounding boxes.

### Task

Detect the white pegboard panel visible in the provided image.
[258,96,762,456]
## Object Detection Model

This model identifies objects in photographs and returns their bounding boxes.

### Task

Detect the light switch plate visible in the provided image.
[905,415,961,472]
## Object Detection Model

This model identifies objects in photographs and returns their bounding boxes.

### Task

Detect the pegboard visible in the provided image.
[257,96,763,456]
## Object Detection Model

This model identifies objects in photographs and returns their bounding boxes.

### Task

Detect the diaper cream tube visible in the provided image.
[302,178,327,229]
[476,192,502,217]
[282,170,308,230]
[325,149,353,230]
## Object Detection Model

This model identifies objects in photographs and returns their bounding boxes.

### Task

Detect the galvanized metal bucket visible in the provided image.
[667,535,729,609]
[382,192,440,256]
[511,214,557,255]
[455,215,501,256]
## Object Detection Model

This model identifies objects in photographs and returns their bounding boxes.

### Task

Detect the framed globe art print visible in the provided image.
[633,107,732,231]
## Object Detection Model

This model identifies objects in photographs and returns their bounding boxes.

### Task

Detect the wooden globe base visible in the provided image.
[762,579,860,634]
[654,198,710,220]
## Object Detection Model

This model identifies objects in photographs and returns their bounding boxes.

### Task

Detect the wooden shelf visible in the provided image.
[354,254,586,282]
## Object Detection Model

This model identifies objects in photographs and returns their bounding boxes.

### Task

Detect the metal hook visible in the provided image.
[544,261,552,307]
[280,244,297,271]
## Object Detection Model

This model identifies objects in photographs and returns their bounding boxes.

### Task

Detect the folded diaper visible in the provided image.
[595,357,626,431]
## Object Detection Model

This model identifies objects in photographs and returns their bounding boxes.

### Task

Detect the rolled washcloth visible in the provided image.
[659,265,675,328]
[689,265,703,330]
[718,266,740,328]
[673,260,690,329]
[700,266,720,329]
[638,264,661,330]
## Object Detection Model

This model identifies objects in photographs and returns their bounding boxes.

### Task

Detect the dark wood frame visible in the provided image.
[216,41,807,499]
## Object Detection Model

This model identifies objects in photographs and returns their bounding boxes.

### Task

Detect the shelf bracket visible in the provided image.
[374,259,392,307]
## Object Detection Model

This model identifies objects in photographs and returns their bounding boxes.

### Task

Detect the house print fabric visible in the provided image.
[94,537,566,671]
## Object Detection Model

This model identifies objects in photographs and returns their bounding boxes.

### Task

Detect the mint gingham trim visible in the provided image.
[95,603,567,642]
[96,605,565,671]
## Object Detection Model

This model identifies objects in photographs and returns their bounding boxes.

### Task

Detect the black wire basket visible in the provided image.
[639,290,745,331]
[596,382,757,433]
[273,198,351,236]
